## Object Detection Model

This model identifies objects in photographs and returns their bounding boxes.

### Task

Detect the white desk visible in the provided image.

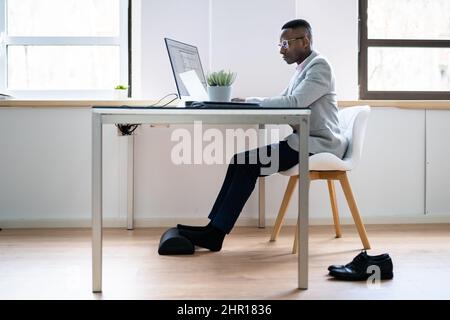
[91,107,310,292]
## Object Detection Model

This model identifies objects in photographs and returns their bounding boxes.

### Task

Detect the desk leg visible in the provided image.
[298,116,310,290]
[258,124,266,228]
[92,113,103,293]
[127,135,135,230]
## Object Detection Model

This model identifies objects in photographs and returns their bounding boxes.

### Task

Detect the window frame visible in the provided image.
[0,0,130,99]
[358,0,450,100]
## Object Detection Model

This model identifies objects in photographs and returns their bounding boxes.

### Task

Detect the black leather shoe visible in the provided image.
[328,251,393,281]
[328,251,391,271]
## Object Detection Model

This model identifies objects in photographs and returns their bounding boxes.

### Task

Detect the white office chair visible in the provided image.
[270,106,371,254]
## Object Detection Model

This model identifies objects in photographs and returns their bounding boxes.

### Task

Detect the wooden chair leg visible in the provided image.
[327,180,342,238]
[338,173,371,249]
[270,176,298,241]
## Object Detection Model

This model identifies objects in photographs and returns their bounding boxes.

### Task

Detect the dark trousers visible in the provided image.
[208,140,304,234]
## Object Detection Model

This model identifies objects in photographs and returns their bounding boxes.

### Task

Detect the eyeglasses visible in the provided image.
[277,36,305,50]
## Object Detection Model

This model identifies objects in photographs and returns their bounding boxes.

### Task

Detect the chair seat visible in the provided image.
[280,153,353,176]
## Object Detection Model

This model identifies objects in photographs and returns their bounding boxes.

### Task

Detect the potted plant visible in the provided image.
[206,70,237,102]
[114,84,129,99]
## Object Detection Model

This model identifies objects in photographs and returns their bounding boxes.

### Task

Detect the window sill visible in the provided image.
[0,99,163,108]
[339,100,450,109]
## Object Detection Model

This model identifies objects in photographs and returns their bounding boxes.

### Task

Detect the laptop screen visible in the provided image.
[165,38,207,98]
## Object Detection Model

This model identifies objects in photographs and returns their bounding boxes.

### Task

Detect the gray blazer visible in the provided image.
[247,51,348,159]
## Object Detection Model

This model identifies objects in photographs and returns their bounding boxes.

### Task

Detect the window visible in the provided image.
[0,0,129,98]
[359,0,450,100]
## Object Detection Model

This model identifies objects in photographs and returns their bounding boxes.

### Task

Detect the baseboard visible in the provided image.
[1,214,450,229]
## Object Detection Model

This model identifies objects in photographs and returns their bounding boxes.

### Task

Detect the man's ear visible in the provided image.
[303,36,311,49]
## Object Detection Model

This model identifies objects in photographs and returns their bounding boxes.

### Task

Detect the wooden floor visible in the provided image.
[1,224,450,300]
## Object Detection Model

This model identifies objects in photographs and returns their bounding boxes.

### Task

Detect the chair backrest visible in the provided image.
[338,106,371,168]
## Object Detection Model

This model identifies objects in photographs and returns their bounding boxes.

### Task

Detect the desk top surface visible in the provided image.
[92,107,311,116]
[1,99,450,110]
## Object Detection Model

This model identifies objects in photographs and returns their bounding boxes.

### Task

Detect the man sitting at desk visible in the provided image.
[177,19,348,252]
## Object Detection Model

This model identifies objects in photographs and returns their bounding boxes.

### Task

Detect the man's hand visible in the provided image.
[231,98,246,102]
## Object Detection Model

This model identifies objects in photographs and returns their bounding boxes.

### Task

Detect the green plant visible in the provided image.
[115,84,129,90]
[206,70,236,87]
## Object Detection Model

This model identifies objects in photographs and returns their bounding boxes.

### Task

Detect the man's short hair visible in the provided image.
[282,19,313,44]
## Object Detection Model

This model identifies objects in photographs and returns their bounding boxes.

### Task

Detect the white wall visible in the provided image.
[426,110,450,216]
[139,0,210,98]
[1,0,446,228]
[0,109,128,225]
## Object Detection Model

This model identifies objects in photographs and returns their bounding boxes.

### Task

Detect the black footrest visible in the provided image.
[158,228,194,255]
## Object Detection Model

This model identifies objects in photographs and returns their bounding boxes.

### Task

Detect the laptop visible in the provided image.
[165,38,261,108]
[184,100,261,109]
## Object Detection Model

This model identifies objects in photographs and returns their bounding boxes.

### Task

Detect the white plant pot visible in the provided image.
[114,89,129,100]
[207,86,232,102]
